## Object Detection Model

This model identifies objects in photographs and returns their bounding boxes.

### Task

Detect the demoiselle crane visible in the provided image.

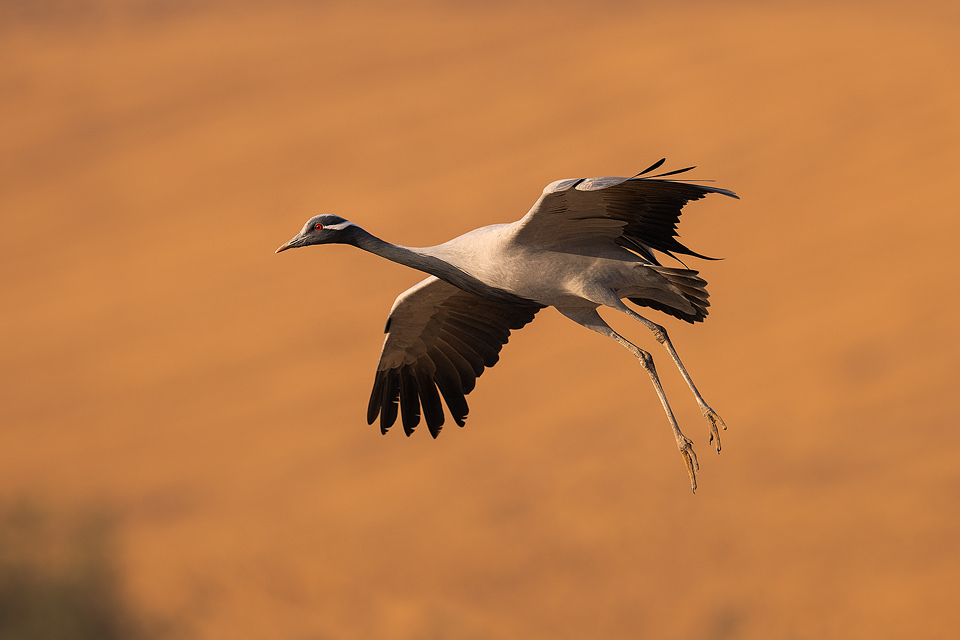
[276,159,737,491]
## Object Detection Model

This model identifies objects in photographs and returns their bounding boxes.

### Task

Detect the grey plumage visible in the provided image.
[276,160,738,491]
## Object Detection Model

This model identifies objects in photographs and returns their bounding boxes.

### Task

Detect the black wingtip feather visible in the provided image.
[398,373,420,436]
[367,372,384,425]
[415,365,446,438]
[647,165,696,178]
[378,370,400,434]
[634,158,666,177]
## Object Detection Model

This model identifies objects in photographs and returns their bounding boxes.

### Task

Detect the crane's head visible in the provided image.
[275,214,358,253]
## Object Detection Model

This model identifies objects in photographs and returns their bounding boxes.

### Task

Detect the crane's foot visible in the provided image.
[702,406,726,454]
[678,436,699,493]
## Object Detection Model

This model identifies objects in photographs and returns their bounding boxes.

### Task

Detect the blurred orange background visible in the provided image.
[2,1,959,638]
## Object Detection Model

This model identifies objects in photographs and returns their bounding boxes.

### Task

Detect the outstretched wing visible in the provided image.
[367,276,541,438]
[512,159,739,264]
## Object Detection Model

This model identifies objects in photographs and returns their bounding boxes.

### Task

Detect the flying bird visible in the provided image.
[276,159,737,491]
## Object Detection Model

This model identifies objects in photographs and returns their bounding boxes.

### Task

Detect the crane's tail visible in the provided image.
[628,267,710,324]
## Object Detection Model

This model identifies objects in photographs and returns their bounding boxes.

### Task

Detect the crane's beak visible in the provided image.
[275,234,303,253]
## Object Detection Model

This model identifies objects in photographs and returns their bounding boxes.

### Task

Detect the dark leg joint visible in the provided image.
[650,324,668,345]
[637,350,656,372]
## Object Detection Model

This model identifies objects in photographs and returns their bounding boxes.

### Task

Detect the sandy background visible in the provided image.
[2,1,959,638]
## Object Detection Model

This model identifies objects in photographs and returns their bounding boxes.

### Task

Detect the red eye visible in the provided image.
[315,223,323,230]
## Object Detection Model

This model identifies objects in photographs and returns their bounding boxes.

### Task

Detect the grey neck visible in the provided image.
[350,226,444,274]
[349,226,539,306]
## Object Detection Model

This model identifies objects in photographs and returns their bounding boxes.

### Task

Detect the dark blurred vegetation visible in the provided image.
[0,502,159,640]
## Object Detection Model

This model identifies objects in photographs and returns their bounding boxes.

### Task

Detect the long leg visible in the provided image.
[614,303,727,453]
[558,306,700,492]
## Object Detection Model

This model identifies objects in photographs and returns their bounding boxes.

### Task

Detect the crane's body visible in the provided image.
[429,228,670,309]
[276,160,737,491]
[359,224,672,310]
